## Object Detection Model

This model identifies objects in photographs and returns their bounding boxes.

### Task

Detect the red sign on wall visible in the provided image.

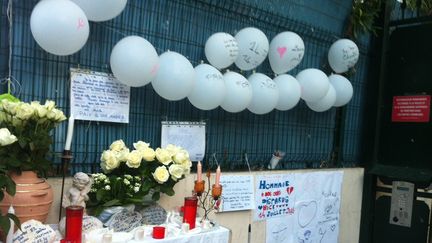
[391,95,431,122]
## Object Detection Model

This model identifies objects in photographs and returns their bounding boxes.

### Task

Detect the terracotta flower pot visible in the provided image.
[0,171,53,223]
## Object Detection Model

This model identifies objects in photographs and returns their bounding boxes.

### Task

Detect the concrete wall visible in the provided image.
[47,168,364,243]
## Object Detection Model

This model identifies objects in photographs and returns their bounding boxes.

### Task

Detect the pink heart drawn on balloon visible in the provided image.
[277,46,287,58]
[77,18,85,30]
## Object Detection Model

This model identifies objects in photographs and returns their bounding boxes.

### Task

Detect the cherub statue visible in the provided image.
[62,172,92,210]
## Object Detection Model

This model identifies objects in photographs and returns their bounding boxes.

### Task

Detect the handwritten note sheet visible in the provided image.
[70,68,130,123]
[219,175,254,212]
[161,121,205,161]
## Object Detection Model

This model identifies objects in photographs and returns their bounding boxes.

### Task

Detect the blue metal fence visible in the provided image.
[0,0,370,174]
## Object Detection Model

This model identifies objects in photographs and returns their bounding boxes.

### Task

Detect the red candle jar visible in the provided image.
[152,226,165,239]
[65,205,84,243]
[183,197,198,229]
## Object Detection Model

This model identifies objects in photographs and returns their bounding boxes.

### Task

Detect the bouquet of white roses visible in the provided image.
[88,140,192,213]
[0,99,66,176]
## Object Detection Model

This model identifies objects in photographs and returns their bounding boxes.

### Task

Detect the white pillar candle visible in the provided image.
[64,115,75,150]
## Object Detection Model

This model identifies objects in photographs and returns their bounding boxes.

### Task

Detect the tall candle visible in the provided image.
[215,165,221,186]
[197,161,202,182]
[64,115,74,150]
[6,205,14,243]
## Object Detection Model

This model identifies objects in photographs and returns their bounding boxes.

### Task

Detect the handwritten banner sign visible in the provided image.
[219,175,254,212]
[161,121,205,161]
[254,174,296,221]
[70,68,130,123]
[261,171,344,243]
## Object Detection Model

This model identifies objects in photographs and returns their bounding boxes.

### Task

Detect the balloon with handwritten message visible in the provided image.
[274,74,301,111]
[152,51,195,101]
[234,27,269,71]
[71,0,127,22]
[306,84,336,112]
[247,73,279,115]
[221,71,252,113]
[110,36,159,87]
[205,33,239,70]
[269,32,305,74]
[328,39,359,73]
[30,0,89,56]
[188,64,226,110]
[329,74,353,107]
[296,69,330,103]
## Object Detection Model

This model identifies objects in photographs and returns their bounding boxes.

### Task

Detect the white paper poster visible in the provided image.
[261,171,344,243]
[219,175,254,212]
[161,121,205,161]
[266,216,296,243]
[70,68,130,123]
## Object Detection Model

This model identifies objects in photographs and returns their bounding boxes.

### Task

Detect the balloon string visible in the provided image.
[6,0,13,94]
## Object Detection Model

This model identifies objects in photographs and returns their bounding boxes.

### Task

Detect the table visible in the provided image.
[128,226,230,243]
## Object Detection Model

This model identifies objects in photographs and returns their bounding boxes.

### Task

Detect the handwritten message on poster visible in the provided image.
[161,121,205,161]
[70,68,130,123]
[261,171,344,243]
[254,174,296,221]
[219,175,254,212]
[293,171,343,243]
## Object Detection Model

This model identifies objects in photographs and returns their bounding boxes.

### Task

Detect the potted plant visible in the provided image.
[88,140,192,216]
[0,99,66,223]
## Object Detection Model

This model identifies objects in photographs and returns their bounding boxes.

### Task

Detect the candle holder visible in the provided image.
[65,205,84,243]
[194,169,222,222]
[194,180,205,196]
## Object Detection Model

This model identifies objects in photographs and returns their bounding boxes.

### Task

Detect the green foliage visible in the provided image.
[349,0,382,39]
[0,166,20,234]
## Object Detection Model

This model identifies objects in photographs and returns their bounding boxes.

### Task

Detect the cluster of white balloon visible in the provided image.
[201,28,359,113]
[29,0,358,114]
[30,0,127,55]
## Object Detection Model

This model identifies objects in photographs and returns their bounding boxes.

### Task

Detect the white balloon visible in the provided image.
[188,64,226,110]
[329,74,353,107]
[110,36,159,87]
[306,84,336,112]
[247,73,279,114]
[296,69,330,102]
[269,32,305,74]
[152,51,195,101]
[234,27,269,71]
[221,71,252,113]
[30,0,89,56]
[274,74,301,111]
[328,39,359,73]
[205,33,239,70]
[71,0,127,22]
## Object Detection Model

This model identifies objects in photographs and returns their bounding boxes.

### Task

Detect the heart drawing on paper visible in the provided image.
[287,186,294,195]
[277,46,287,58]
[298,201,318,228]
[258,205,263,210]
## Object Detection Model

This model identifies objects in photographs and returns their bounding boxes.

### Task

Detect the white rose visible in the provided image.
[0,128,17,146]
[180,159,192,173]
[44,100,55,110]
[165,144,181,157]
[155,148,172,165]
[110,139,126,152]
[2,100,19,115]
[134,187,140,193]
[173,150,189,164]
[169,164,184,181]
[142,147,156,161]
[126,150,142,168]
[100,150,120,172]
[104,185,111,190]
[15,103,34,120]
[115,148,130,162]
[31,101,48,118]
[133,141,150,150]
[12,117,23,127]
[152,166,169,184]
[53,109,66,121]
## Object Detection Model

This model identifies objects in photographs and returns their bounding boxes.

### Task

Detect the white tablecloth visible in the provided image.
[128,226,230,243]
